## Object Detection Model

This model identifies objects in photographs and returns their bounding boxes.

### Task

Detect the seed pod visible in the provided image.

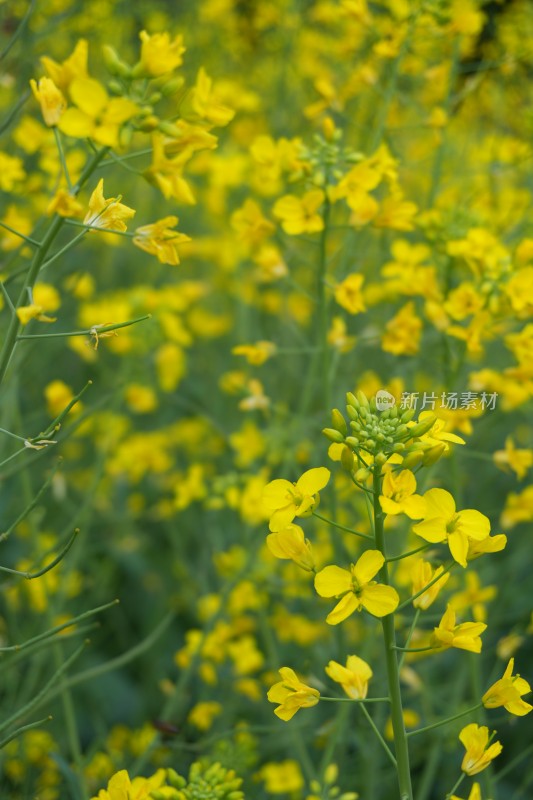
[341,446,355,472]
[350,420,361,432]
[357,390,370,408]
[422,443,447,466]
[409,415,437,438]
[331,408,347,435]
[323,427,345,443]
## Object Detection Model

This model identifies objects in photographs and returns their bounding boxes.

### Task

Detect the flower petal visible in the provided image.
[353,549,384,584]
[314,565,352,597]
[361,584,399,617]
[296,467,330,495]
[423,488,456,518]
[326,593,359,625]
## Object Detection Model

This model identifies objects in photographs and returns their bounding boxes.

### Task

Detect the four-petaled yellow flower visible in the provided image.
[139,30,186,76]
[379,469,426,519]
[84,179,135,232]
[133,216,191,265]
[59,79,138,148]
[262,467,330,532]
[459,723,502,775]
[266,524,315,571]
[30,77,66,127]
[334,273,366,315]
[267,667,320,721]
[431,605,487,653]
[273,190,325,235]
[412,488,490,568]
[314,550,399,624]
[89,768,168,800]
[482,658,532,716]
[325,655,373,699]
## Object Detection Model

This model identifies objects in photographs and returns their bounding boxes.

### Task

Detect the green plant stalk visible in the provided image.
[373,466,413,800]
[0,145,108,389]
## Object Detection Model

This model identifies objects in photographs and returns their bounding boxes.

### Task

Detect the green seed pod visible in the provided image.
[345,436,359,448]
[341,445,355,472]
[346,405,359,421]
[346,391,358,409]
[331,408,347,435]
[400,407,416,423]
[409,415,437,438]
[421,443,447,466]
[356,390,370,408]
[323,427,345,443]
[390,404,399,418]
[375,452,388,466]
[350,420,361,432]
[167,770,187,789]
[359,407,369,419]
[381,409,390,420]
[401,450,424,469]
[160,76,185,96]
[355,467,370,482]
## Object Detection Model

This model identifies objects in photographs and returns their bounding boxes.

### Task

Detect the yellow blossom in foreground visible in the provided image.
[133,216,191,265]
[459,723,502,776]
[232,341,277,365]
[314,550,399,624]
[267,667,320,721]
[482,658,532,716]
[266,524,315,571]
[59,79,138,148]
[273,190,325,235]
[431,605,486,653]
[29,77,66,126]
[139,30,185,76]
[379,469,425,519]
[262,467,330,531]
[91,768,167,800]
[412,489,490,568]
[451,783,482,800]
[191,67,235,127]
[410,559,450,610]
[84,179,135,232]
[325,655,372,699]
[334,273,366,315]
[41,39,88,92]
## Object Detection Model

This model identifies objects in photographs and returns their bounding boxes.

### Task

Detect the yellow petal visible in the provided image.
[58,107,94,138]
[423,488,456,518]
[326,593,359,624]
[314,565,352,597]
[361,584,399,617]
[448,530,468,568]
[353,549,384,584]
[296,467,330,495]
[69,77,107,116]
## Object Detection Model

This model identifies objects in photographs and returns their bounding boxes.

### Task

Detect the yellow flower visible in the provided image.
[412,488,490,568]
[187,701,222,731]
[449,571,496,623]
[29,77,66,126]
[482,658,532,716]
[431,605,486,653]
[139,30,186,76]
[231,199,275,246]
[374,191,417,231]
[16,305,56,325]
[262,467,330,531]
[267,667,320,721]
[325,655,372,699]
[44,380,76,418]
[410,559,450,610]
[257,760,304,793]
[381,301,422,356]
[451,783,482,800]
[493,437,533,481]
[0,152,25,192]
[266,524,315,571]
[133,216,191,265]
[41,39,89,92]
[84,179,135,232]
[90,768,168,800]
[379,469,426,519]
[314,550,399,624]
[146,134,197,204]
[459,723,502,776]
[273,190,325,235]
[190,67,234,127]
[59,79,138,148]
[334,273,366,315]
[232,341,277,365]
[124,384,158,414]
[47,188,83,218]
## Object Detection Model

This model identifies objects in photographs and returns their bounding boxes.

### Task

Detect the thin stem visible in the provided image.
[398,609,421,671]
[445,773,466,800]
[407,704,482,738]
[386,544,431,563]
[0,715,52,751]
[393,645,435,654]
[0,221,40,247]
[396,561,455,612]
[312,511,374,541]
[1,460,61,542]
[359,702,397,767]
[64,219,135,237]
[54,127,73,191]
[17,314,151,340]
[373,467,413,800]
[321,696,391,703]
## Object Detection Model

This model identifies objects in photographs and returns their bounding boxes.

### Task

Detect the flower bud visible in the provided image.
[341,446,355,472]
[323,427,345,443]
[409,415,437,438]
[331,408,347,435]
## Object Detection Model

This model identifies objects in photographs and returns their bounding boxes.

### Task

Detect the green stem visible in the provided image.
[398,609,420,671]
[407,703,481,738]
[0,715,52,751]
[446,773,466,800]
[386,544,430,563]
[359,702,397,767]
[54,128,73,191]
[373,467,413,800]
[312,511,374,541]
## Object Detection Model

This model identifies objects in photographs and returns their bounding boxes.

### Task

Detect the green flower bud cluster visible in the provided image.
[323,390,438,462]
[161,761,244,800]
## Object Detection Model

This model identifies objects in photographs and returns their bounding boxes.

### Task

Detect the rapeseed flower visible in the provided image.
[262,467,330,531]
[459,723,502,775]
[314,550,399,624]
[273,190,325,235]
[267,667,320,721]
[29,77,66,126]
[84,179,135,232]
[379,469,425,518]
[482,658,532,716]
[432,606,486,653]
[412,489,490,567]
[325,655,372,699]
[138,30,185,76]
[133,216,191,265]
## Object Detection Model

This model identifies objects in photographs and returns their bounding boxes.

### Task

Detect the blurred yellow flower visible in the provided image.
[29,77,66,127]
[139,30,185,76]
[133,216,191,265]
[84,179,135,232]
[273,190,325,235]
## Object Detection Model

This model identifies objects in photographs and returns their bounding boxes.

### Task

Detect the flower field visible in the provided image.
[1,1,533,798]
